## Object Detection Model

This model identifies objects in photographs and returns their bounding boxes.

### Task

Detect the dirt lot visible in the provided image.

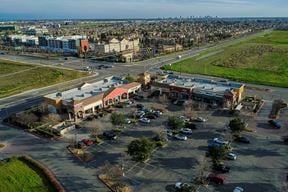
[64,93,288,192]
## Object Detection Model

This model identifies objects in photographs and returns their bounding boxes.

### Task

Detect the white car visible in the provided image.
[154,111,162,117]
[136,111,145,117]
[213,137,229,145]
[194,117,207,122]
[233,187,244,192]
[227,152,237,160]
[125,100,134,105]
[180,128,193,134]
[174,134,187,141]
[139,118,150,124]
[163,130,173,137]
[125,118,131,124]
[175,182,190,189]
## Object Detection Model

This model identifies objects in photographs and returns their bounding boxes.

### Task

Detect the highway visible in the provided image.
[0,30,272,119]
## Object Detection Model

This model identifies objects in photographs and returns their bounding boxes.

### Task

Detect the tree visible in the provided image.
[15,113,39,128]
[184,100,196,118]
[86,120,103,138]
[155,127,168,142]
[111,112,125,126]
[100,161,124,182]
[168,116,185,130]
[207,145,230,166]
[229,118,246,137]
[158,94,168,104]
[177,185,197,192]
[41,113,62,125]
[195,156,209,186]
[127,138,155,162]
[125,74,135,82]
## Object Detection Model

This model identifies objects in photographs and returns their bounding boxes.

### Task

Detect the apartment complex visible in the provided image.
[24,27,49,36]
[93,38,140,54]
[7,35,39,46]
[152,75,245,107]
[39,35,89,53]
[44,76,141,120]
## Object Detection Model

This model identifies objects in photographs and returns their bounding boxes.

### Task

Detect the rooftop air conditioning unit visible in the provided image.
[56,92,62,97]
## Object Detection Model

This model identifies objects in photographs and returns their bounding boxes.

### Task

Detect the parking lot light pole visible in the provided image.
[74,129,78,146]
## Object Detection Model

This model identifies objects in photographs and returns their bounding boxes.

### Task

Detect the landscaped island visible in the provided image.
[0,157,58,192]
[162,30,288,87]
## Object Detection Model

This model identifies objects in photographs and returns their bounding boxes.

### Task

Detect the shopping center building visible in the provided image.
[152,74,245,107]
[44,76,141,120]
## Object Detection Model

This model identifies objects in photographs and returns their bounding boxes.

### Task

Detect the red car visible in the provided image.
[82,139,94,146]
[207,173,225,184]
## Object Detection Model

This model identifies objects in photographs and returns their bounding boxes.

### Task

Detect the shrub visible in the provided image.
[111,112,125,126]
[229,118,246,136]
[113,128,123,133]
[127,138,155,162]
[155,141,166,147]
[168,116,185,130]
[95,137,103,144]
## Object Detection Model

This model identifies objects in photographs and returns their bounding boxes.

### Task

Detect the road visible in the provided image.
[0,29,272,119]
[1,29,287,192]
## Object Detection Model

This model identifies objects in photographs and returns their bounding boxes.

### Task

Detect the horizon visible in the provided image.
[0,0,288,20]
[1,16,288,22]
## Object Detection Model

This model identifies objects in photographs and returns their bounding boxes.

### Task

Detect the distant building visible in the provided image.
[39,35,89,53]
[24,27,49,36]
[38,36,49,47]
[160,44,183,53]
[80,39,89,53]
[47,38,63,49]
[137,72,151,85]
[7,35,39,46]
[0,25,18,32]
[93,38,140,55]
[119,50,134,62]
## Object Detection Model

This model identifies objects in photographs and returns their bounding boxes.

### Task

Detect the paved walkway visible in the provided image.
[0,123,108,192]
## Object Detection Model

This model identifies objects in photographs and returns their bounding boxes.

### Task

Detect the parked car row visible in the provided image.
[135,105,164,124]
[76,139,94,149]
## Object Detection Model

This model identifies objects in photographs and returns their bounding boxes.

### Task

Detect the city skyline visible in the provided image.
[0,0,288,20]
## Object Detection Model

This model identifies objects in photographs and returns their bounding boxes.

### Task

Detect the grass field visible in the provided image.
[0,59,88,98]
[0,158,55,192]
[162,30,288,87]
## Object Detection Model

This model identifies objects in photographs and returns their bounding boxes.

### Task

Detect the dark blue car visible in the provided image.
[268,120,281,129]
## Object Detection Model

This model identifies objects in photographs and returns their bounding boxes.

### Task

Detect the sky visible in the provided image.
[0,0,287,20]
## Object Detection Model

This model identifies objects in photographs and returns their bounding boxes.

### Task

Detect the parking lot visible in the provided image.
[62,88,288,192]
